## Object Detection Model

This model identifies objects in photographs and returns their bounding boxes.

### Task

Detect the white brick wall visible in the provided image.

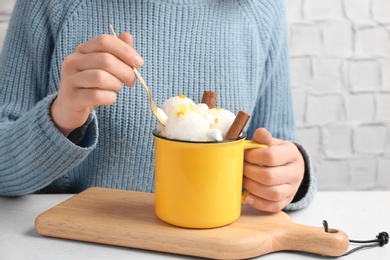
[287,0,390,191]
[1,0,389,191]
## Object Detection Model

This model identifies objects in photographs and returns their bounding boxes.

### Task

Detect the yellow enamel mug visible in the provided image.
[153,130,267,228]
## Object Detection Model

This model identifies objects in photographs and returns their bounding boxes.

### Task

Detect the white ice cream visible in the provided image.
[209,108,236,139]
[157,94,236,142]
[160,94,196,116]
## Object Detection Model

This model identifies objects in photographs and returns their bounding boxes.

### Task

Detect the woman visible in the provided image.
[0,0,316,212]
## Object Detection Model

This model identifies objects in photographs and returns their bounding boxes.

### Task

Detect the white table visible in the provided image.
[1,191,389,260]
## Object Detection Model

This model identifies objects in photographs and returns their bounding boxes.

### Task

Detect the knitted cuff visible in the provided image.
[284,142,317,211]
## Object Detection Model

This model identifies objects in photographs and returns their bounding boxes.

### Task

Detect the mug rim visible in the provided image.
[152,129,247,143]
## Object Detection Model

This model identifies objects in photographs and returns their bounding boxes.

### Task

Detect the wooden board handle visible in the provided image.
[277,223,350,256]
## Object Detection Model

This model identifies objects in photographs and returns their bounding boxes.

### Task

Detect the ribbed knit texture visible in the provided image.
[0,0,316,210]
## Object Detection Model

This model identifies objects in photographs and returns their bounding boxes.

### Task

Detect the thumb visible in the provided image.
[118,32,134,46]
[118,32,144,68]
[253,128,276,147]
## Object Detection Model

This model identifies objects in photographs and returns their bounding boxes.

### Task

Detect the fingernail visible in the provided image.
[245,196,255,205]
[134,54,144,67]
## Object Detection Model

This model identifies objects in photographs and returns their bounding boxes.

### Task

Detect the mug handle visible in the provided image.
[244,140,268,150]
[241,140,268,203]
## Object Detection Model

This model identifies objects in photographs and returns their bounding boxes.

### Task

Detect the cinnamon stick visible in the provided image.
[225,110,250,140]
[201,90,218,109]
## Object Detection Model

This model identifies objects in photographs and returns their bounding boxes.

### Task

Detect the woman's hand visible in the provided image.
[243,128,305,212]
[50,32,143,136]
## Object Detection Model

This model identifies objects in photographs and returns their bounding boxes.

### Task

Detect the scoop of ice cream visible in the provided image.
[161,94,196,116]
[157,94,235,142]
[209,108,236,139]
[194,103,215,125]
[164,105,213,141]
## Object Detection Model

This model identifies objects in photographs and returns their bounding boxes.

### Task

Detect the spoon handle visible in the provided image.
[109,24,166,126]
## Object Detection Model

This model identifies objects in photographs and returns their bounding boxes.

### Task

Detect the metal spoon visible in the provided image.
[109,24,167,126]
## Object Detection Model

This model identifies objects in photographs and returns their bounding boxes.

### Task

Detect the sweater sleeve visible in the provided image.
[246,0,317,210]
[0,0,98,196]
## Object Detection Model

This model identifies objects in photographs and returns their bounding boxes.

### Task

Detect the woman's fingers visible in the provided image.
[242,127,305,212]
[75,34,144,68]
[118,32,134,47]
[244,188,293,212]
[243,174,293,201]
[63,52,136,87]
[52,32,143,136]
[74,87,118,107]
[244,163,285,186]
[245,139,301,167]
[67,69,123,100]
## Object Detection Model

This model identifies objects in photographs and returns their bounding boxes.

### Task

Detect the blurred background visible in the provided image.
[1,0,389,191]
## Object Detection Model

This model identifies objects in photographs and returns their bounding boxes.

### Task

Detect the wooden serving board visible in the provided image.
[35,187,349,259]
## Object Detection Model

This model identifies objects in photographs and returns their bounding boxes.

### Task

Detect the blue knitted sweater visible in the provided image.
[0,0,316,210]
